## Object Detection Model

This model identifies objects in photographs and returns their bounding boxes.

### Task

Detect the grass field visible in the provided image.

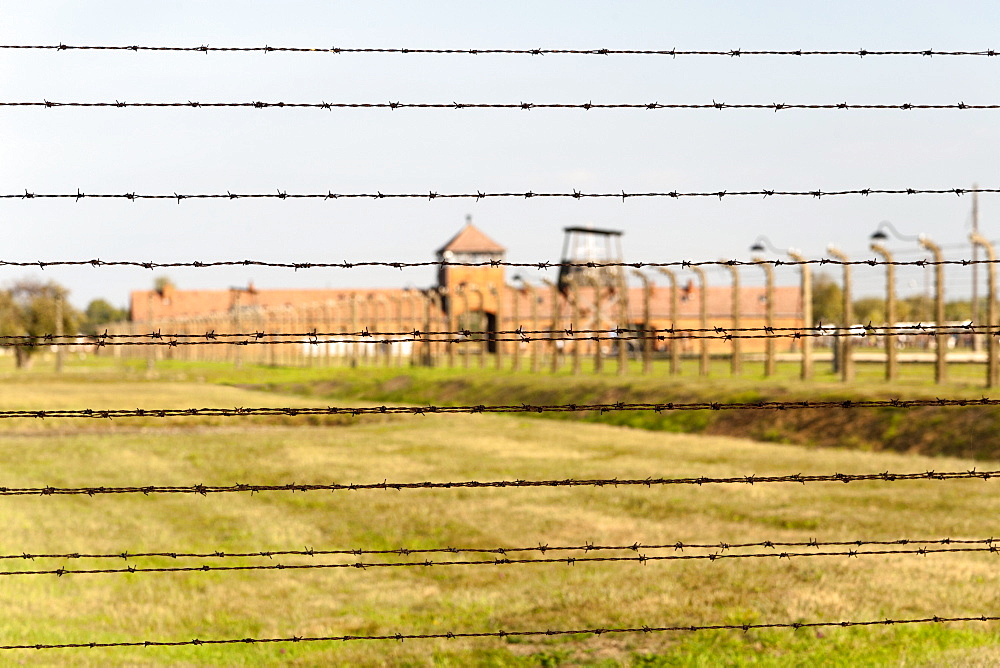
[1,356,999,665]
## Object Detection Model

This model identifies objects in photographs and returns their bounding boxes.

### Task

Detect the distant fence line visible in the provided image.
[94,267,999,386]
[107,278,797,377]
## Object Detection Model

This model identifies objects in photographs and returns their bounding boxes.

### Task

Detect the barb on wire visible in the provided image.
[14,323,1000,349]
[6,187,997,201]
[5,100,1000,111]
[7,537,994,563]
[3,545,997,578]
[3,614,997,651]
[2,44,997,57]
[0,398,998,423]
[2,469,996,497]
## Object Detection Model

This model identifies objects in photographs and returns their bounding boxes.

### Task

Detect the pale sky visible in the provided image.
[2,1,998,309]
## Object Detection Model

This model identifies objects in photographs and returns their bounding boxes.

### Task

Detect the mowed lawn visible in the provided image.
[0,379,998,666]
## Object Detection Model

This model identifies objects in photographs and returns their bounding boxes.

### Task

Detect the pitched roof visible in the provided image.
[436,222,506,255]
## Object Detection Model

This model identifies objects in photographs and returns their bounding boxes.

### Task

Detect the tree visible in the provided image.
[811,272,843,325]
[852,297,885,326]
[153,276,175,294]
[944,300,972,322]
[897,295,933,322]
[82,299,129,335]
[1,280,79,368]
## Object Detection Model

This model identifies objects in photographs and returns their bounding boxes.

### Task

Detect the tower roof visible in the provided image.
[436,221,506,255]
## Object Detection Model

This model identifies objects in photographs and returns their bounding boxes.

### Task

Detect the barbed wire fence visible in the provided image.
[3,37,999,658]
[5,615,998,652]
[3,43,998,57]
[55,254,989,387]
[6,186,999,199]
[6,99,1000,110]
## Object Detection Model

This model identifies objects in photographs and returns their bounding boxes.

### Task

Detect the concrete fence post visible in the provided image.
[870,242,898,382]
[721,262,742,376]
[826,246,854,382]
[919,236,947,384]
[970,233,997,387]
[655,268,681,376]
[630,271,653,375]
[788,250,813,380]
[752,257,776,378]
[493,285,505,371]
[689,266,709,376]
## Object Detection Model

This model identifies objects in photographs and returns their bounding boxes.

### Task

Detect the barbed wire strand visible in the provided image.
[6,100,1000,111]
[6,187,1000,202]
[2,257,998,270]
[4,546,998,578]
[0,398,999,423]
[3,614,998,651]
[2,469,997,497]
[2,44,998,57]
[7,537,995,563]
[15,323,1000,348]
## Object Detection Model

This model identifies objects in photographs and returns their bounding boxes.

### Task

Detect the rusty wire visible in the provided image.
[12,323,999,349]
[2,257,999,270]
[5,187,999,202]
[0,398,998,422]
[2,469,996,497]
[2,44,997,57]
[2,614,997,650]
[6,100,1000,111]
[2,545,997,578]
[6,537,995,563]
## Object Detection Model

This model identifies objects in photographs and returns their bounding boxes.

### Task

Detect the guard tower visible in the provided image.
[557,226,625,292]
[436,215,507,313]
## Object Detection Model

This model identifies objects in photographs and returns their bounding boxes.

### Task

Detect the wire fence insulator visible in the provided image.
[6,187,997,201]
[3,614,997,650]
[2,469,995,497]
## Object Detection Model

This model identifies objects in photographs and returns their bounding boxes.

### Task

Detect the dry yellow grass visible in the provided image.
[0,380,997,665]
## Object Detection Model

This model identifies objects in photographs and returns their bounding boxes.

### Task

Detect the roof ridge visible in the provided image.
[436,221,506,255]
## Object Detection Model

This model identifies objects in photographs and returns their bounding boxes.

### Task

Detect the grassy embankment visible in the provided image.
[154,354,1000,461]
[0,356,999,665]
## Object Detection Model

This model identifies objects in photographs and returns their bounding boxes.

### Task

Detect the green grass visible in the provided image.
[24,345,1000,389]
[0,363,999,665]
[11,351,1000,457]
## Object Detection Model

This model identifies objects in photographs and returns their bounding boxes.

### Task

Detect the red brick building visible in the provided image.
[128,219,804,358]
